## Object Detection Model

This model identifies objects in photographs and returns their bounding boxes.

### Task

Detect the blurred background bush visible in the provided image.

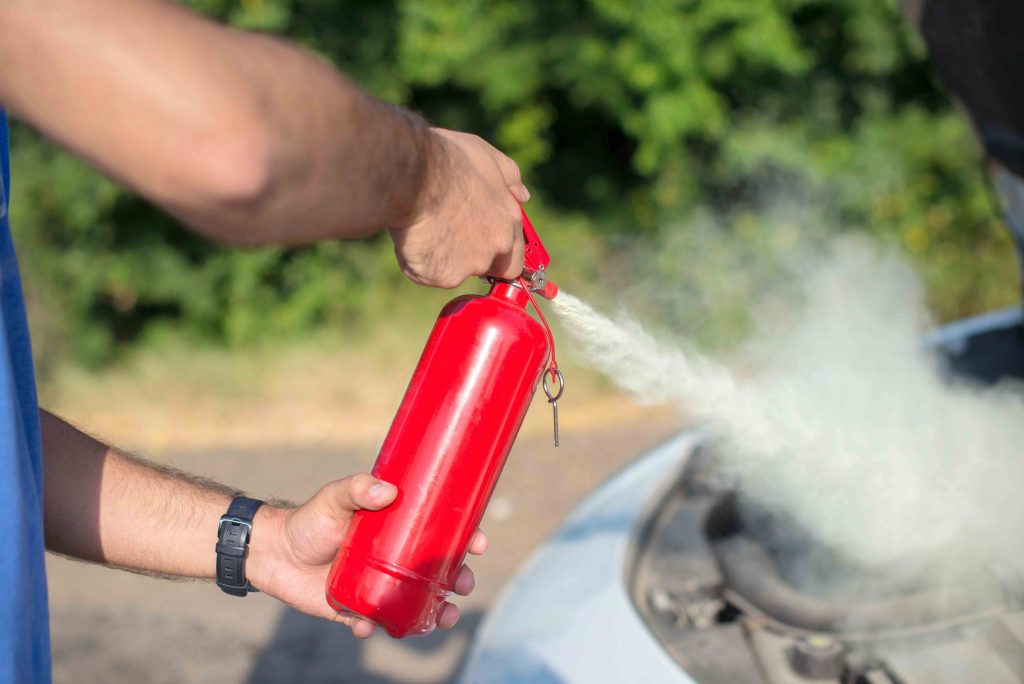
[8,0,1018,374]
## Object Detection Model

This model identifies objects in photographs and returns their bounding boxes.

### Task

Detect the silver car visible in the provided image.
[461,308,1024,683]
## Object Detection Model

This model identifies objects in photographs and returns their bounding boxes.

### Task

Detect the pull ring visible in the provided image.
[543,368,565,404]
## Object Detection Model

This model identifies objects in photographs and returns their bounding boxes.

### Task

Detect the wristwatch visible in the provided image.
[216,495,264,597]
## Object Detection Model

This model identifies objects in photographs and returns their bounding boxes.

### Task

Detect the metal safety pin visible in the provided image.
[542,368,565,447]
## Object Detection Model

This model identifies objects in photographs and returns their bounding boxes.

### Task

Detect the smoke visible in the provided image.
[553,238,1024,571]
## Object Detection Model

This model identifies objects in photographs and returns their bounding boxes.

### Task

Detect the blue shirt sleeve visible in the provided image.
[0,110,53,683]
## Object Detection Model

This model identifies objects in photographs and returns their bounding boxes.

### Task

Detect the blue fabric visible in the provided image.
[0,112,51,683]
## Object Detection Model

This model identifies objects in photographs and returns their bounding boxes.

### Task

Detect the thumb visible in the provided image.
[315,474,397,520]
[278,475,397,568]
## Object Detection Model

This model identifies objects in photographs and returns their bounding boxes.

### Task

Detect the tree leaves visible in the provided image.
[8,0,1013,367]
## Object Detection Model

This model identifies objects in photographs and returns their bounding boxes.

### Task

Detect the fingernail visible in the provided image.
[521,186,531,202]
[369,482,395,498]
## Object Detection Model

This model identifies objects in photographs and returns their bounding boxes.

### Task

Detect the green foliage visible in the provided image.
[8,0,1016,368]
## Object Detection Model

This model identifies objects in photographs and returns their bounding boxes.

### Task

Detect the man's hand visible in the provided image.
[388,128,531,289]
[40,411,485,640]
[248,474,487,639]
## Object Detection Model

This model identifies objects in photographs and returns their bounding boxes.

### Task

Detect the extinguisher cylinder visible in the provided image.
[326,281,550,637]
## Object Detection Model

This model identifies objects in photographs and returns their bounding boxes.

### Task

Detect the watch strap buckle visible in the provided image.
[216,496,264,597]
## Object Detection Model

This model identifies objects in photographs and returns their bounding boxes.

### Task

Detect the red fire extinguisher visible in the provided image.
[325,209,563,638]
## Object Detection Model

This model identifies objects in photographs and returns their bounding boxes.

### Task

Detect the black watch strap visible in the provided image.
[216,496,264,597]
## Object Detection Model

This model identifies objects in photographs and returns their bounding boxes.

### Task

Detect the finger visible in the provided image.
[488,238,525,281]
[350,617,377,639]
[512,183,531,203]
[491,151,529,203]
[486,206,525,281]
[439,602,460,630]
[495,153,523,189]
[332,610,377,639]
[454,565,476,596]
[317,473,397,520]
[468,530,488,555]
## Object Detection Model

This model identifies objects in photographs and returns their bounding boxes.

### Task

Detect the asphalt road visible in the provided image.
[46,416,678,683]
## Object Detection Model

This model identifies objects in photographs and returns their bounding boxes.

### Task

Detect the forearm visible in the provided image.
[39,409,481,637]
[40,409,286,582]
[0,0,431,244]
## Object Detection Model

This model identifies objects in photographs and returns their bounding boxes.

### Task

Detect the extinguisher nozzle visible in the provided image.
[539,281,559,301]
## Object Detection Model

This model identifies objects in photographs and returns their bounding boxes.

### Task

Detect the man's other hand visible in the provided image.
[247,474,487,638]
[388,128,531,289]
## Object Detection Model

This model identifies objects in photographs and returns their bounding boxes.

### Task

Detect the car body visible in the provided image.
[460,307,1024,684]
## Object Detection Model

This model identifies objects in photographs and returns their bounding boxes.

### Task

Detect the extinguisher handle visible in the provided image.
[521,209,551,275]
